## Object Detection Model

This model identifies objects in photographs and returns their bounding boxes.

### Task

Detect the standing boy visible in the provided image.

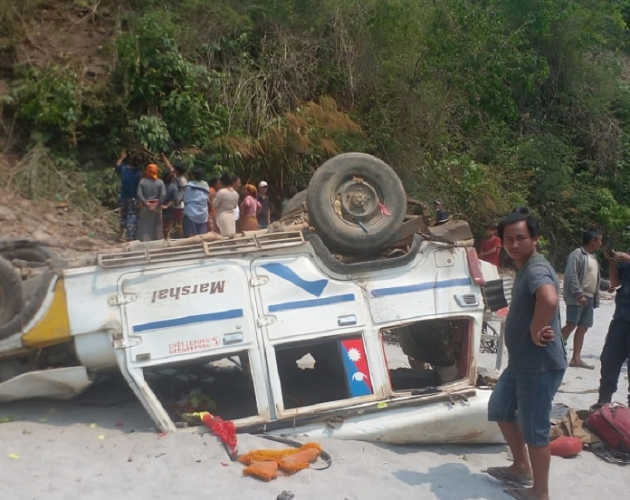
[486,207,567,500]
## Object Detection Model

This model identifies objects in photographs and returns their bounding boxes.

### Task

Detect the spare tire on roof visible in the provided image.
[306,153,406,255]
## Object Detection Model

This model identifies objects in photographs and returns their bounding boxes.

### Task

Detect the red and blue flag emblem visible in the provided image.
[340,337,373,397]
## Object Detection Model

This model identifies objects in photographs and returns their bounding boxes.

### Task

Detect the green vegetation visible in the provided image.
[2,0,630,263]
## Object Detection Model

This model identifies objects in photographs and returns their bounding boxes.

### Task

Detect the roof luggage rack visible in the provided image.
[96,231,305,269]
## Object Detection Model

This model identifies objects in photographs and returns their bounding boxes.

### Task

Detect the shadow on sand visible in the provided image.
[393,462,508,500]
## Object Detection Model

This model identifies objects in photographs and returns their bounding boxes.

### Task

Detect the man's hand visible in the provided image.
[116,150,127,166]
[612,251,630,263]
[531,325,554,347]
[576,296,588,306]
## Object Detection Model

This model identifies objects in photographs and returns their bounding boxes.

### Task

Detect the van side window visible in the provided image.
[275,334,372,409]
[382,318,472,391]
[143,350,258,423]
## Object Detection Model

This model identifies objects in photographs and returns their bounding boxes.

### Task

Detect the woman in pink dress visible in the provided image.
[239,184,261,231]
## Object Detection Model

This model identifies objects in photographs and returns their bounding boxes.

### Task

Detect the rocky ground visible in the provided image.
[0,152,119,261]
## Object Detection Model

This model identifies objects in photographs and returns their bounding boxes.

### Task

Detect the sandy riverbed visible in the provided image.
[1,301,628,500]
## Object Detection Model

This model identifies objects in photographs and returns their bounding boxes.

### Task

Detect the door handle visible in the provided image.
[338,315,357,327]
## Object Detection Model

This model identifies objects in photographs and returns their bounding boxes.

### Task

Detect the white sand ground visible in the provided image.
[1,300,628,500]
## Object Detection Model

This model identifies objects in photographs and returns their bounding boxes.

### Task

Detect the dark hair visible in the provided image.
[209,176,220,188]
[220,172,238,187]
[162,170,174,183]
[130,153,145,167]
[582,227,601,245]
[486,222,497,230]
[497,206,541,241]
[289,185,298,197]
[173,162,187,175]
[191,168,204,182]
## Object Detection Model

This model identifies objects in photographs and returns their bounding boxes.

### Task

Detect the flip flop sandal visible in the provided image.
[483,467,533,488]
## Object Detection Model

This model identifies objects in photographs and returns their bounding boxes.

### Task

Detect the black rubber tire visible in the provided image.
[0,255,24,327]
[281,189,308,217]
[0,240,55,265]
[306,153,406,255]
[0,271,55,340]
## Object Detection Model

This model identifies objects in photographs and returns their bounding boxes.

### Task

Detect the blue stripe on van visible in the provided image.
[268,293,355,312]
[133,308,244,333]
[370,278,472,298]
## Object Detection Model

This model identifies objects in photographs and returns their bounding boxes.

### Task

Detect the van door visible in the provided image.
[112,261,270,432]
[250,254,367,339]
[250,254,379,419]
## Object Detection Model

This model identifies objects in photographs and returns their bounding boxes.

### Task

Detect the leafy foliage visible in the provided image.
[3,0,630,265]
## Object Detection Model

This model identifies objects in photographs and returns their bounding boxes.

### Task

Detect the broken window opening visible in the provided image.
[143,351,258,424]
[382,318,471,392]
[275,335,373,410]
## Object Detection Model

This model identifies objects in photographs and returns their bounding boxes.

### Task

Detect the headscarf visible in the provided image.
[145,164,159,180]
[245,184,257,196]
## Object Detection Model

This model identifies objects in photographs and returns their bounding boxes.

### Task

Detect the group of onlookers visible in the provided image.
[115,151,298,243]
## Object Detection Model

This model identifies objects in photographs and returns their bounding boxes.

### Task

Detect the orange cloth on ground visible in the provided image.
[238,442,322,481]
[145,164,158,180]
[242,460,279,481]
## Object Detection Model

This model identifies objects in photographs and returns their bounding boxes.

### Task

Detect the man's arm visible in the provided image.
[114,151,126,172]
[566,250,585,300]
[160,153,173,172]
[530,283,558,347]
[608,252,630,288]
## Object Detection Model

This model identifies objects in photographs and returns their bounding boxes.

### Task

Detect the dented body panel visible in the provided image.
[0,232,506,445]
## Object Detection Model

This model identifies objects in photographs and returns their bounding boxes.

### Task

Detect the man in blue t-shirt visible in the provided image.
[115,151,144,241]
[485,207,567,500]
[596,237,630,408]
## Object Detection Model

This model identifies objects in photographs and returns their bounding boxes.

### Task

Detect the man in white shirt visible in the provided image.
[562,228,610,369]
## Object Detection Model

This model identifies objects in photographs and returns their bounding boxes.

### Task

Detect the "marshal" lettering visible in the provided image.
[151,281,226,303]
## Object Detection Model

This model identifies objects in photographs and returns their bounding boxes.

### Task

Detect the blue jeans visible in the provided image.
[488,367,565,446]
[183,216,207,237]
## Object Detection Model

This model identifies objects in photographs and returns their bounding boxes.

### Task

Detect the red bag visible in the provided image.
[586,403,630,453]
[550,436,583,458]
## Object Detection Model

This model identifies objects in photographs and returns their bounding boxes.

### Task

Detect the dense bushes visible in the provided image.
[2,0,630,264]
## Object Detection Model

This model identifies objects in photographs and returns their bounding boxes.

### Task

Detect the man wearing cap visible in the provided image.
[257,181,271,229]
[595,227,630,407]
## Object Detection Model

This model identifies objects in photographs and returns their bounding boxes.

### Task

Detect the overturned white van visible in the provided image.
[0,153,509,445]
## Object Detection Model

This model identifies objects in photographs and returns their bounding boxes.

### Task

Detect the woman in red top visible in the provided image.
[479,222,502,267]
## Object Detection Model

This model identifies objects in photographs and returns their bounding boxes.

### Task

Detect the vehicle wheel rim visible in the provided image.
[335,176,382,225]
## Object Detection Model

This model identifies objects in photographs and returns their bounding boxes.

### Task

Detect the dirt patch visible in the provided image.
[10,0,116,81]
